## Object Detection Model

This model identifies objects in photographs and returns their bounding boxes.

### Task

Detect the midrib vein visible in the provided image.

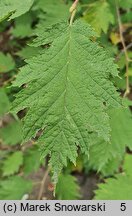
[62,26,72,123]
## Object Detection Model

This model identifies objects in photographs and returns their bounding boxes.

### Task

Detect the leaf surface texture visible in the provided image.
[12,20,121,182]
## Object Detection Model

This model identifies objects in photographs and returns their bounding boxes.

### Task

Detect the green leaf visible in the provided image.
[23,145,42,175]
[12,20,121,183]
[2,151,23,176]
[0,89,10,117]
[83,0,114,35]
[0,121,22,146]
[123,154,132,177]
[99,157,122,176]
[0,176,32,200]
[122,11,132,23]
[11,13,33,38]
[94,155,132,200]
[17,46,43,59]
[0,0,34,22]
[0,52,15,73]
[119,0,132,8]
[107,107,132,152]
[33,0,70,27]
[56,173,80,200]
[33,0,71,43]
[87,106,132,174]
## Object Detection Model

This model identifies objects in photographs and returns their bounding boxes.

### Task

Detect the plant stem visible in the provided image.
[37,167,50,200]
[116,43,132,61]
[115,0,131,97]
[69,0,79,26]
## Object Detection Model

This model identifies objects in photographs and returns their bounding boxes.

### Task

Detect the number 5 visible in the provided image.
[120,203,126,211]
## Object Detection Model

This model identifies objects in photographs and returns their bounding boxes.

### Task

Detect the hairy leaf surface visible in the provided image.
[12,20,121,182]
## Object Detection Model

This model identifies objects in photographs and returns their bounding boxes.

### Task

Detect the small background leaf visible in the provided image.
[56,173,81,200]
[0,52,15,73]
[0,121,22,146]
[94,155,132,200]
[23,145,42,175]
[0,176,32,200]
[2,151,23,176]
